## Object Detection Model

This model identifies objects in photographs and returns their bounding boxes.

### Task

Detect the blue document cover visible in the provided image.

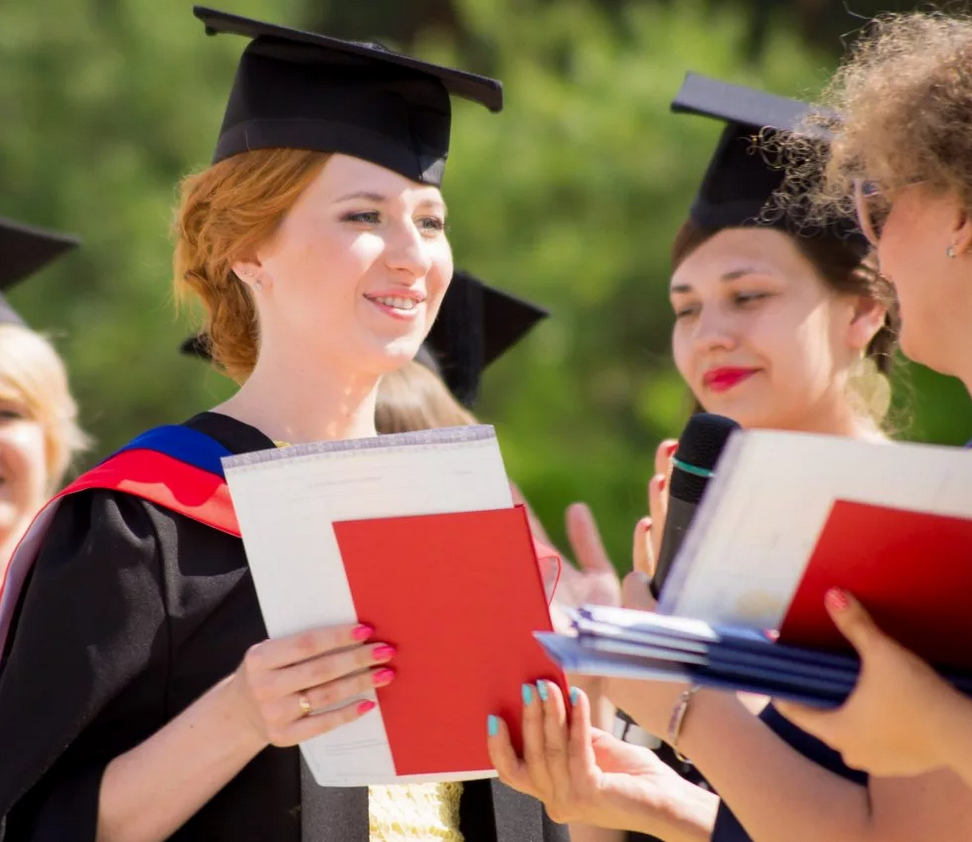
[536,606,972,707]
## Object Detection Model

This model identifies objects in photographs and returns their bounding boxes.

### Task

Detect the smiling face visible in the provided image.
[670,227,870,432]
[236,153,453,378]
[0,386,46,555]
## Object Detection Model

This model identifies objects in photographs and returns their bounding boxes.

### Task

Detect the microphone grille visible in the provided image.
[670,413,740,501]
[678,413,740,469]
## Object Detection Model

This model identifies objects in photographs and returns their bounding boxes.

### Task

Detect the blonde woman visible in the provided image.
[767,10,972,790]
[0,217,87,574]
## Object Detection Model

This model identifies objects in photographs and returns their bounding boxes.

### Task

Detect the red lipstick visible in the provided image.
[702,367,758,393]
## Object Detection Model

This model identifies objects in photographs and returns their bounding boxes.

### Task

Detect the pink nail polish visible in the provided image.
[357,699,376,715]
[372,644,397,661]
[372,668,396,687]
[825,588,850,612]
[352,624,374,641]
[666,443,679,457]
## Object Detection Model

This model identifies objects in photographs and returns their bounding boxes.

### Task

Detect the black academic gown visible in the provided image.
[0,412,567,842]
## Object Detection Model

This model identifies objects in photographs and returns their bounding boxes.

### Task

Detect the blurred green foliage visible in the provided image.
[1,0,969,571]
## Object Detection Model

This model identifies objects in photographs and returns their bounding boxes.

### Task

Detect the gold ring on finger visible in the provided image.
[298,693,312,717]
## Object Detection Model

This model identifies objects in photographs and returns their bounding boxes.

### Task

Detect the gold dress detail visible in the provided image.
[368,782,465,841]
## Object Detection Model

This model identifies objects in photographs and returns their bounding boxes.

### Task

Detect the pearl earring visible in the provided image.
[255,279,263,291]
[947,245,957,259]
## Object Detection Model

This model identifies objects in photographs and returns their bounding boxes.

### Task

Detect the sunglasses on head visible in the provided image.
[853,178,929,247]
[853,178,888,247]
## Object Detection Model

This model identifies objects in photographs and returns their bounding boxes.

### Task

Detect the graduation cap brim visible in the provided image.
[0,217,80,290]
[672,72,864,249]
[480,285,548,369]
[424,270,547,406]
[671,72,830,138]
[194,6,503,113]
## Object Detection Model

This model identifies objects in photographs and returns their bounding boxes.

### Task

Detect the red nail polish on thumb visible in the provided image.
[825,588,850,613]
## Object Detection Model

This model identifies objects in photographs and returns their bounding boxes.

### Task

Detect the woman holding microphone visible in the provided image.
[487,70,972,842]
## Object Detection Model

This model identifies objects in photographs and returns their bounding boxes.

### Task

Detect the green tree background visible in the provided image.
[2,0,969,568]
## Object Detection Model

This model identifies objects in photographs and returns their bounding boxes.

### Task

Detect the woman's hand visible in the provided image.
[560,502,624,608]
[227,622,395,748]
[96,623,396,842]
[775,590,968,779]
[636,439,677,577]
[487,683,717,839]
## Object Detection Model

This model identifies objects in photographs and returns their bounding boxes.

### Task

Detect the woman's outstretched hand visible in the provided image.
[487,683,717,839]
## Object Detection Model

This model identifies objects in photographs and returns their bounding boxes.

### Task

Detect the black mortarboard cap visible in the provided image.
[0,217,79,292]
[180,270,548,408]
[0,216,80,327]
[180,334,210,359]
[195,6,503,186]
[424,270,548,407]
[672,72,862,249]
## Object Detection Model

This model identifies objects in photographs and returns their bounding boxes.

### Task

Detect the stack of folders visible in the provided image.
[537,429,972,707]
[536,606,972,707]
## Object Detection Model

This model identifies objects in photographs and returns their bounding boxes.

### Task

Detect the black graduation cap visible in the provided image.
[194,6,503,186]
[423,270,548,407]
[180,334,211,359]
[671,72,863,249]
[0,216,80,327]
[180,270,548,408]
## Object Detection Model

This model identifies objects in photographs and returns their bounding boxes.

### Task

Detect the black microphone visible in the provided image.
[615,413,740,751]
[650,413,740,599]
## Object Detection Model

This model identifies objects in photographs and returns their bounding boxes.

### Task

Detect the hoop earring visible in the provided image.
[946,245,957,259]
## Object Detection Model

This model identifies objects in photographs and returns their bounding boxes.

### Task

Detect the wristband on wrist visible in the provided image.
[667,685,700,762]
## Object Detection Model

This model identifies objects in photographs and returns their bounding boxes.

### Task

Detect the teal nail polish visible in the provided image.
[522,683,534,705]
[487,715,500,737]
[536,681,549,702]
[569,686,580,705]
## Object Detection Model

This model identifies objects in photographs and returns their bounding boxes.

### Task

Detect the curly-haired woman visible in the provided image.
[766,10,972,790]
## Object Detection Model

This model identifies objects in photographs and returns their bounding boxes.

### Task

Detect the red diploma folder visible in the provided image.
[779,500,972,670]
[334,504,568,776]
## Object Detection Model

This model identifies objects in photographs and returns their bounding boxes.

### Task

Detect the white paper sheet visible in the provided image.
[660,432,972,629]
[222,426,513,786]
